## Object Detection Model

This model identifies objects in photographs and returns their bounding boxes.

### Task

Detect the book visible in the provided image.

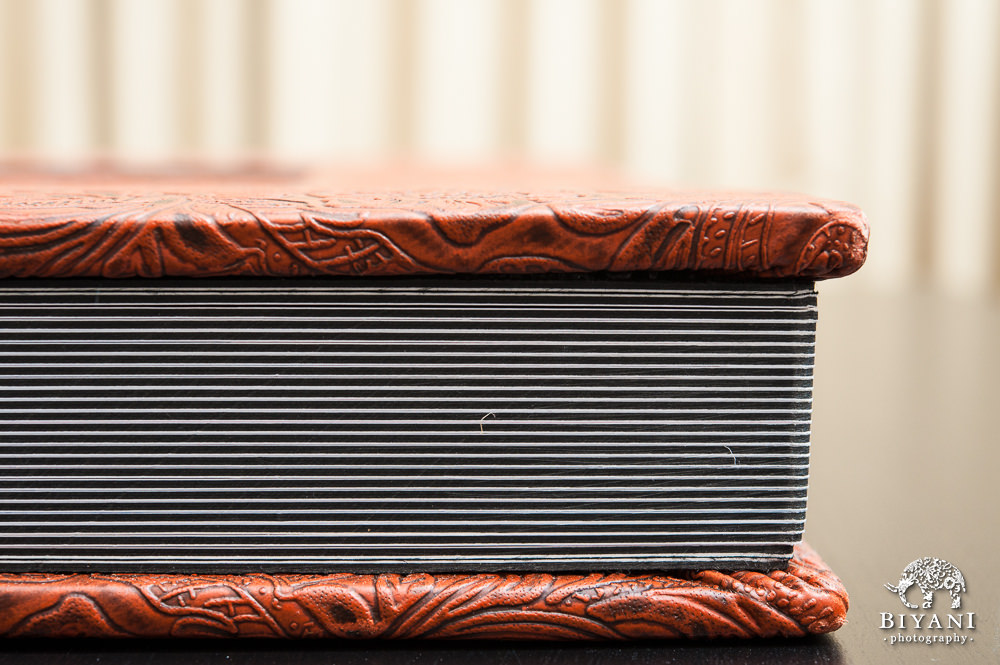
[0,168,866,638]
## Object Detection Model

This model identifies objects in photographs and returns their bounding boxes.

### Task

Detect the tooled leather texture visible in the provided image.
[0,179,868,280]
[0,543,848,639]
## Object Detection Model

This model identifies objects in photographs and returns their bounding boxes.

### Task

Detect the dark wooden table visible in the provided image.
[1,288,996,664]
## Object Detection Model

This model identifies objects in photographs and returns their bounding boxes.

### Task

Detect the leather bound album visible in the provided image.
[0,168,866,639]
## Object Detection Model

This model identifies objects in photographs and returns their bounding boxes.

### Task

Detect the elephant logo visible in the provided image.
[885,557,967,610]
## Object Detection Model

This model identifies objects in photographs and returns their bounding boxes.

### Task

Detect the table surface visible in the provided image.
[2,285,997,665]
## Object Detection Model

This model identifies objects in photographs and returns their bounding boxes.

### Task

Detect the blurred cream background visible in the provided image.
[0,0,998,297]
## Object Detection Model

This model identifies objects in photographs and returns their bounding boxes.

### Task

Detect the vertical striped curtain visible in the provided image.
[0,0,997,295]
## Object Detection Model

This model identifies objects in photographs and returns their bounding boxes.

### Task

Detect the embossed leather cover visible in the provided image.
[0,168,868,280]
[0,543,846,639]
